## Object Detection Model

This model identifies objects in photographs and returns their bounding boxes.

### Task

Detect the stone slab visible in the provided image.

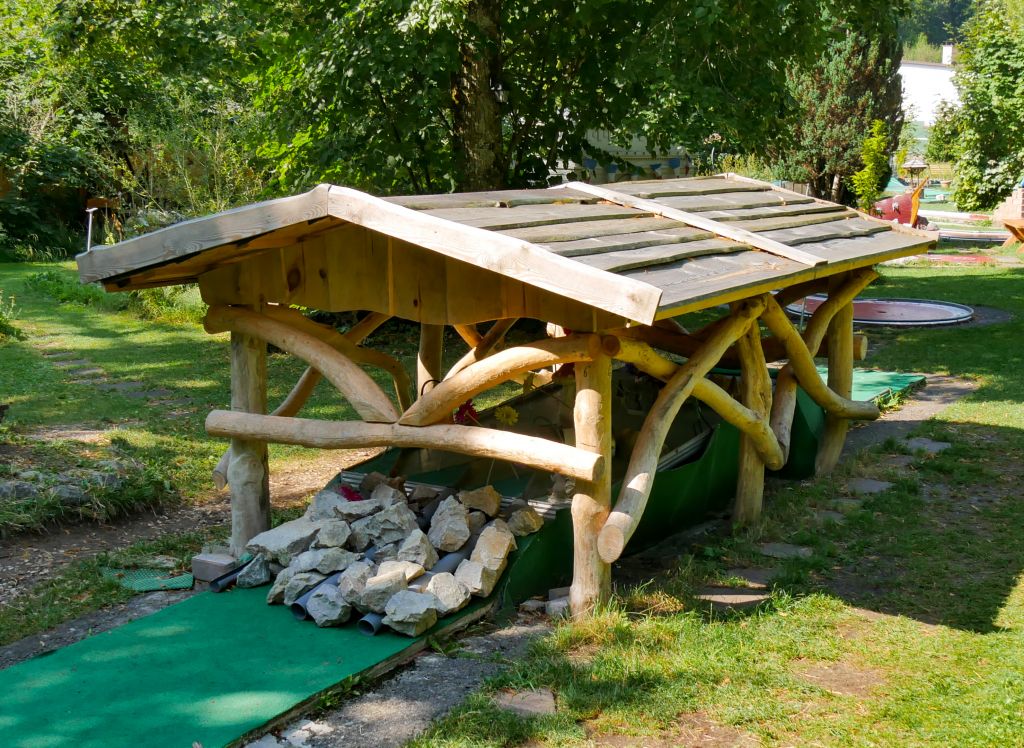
[695,587,771,610]
[492,688,557,718]
[848,478,893,496]
[721,568,777,589]
[191,552,238,582]
[830,498,864,513]
[815,510,847,525]
[905,437,952,454]
[758,543,812,560]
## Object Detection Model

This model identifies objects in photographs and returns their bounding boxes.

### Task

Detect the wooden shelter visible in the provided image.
[77,175,934,616]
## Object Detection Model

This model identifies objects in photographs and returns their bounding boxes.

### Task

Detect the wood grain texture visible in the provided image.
[445,318,517,380]
[417,324,444,398]
[205,411,603,482]
[541,227,713,257]
[580,177,769,198]
[816,276,855,475]
[228,327,270,556]
[575,238,747,273]
[733,321,772,524]
[423,203,646,230]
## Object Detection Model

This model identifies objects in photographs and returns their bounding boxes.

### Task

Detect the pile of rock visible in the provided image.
[240,473,545,637]
[0,459,133,507]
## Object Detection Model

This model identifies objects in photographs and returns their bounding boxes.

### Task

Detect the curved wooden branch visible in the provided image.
[205,410,602,482]
[598,296,768,563]
[733,318,772,524]
[205,305,399,423]
[764,268,878,461]
[614,338,783,470]
[400,334,603,427]
[445,318,517,380]
[453,324,483,348]
[212,312,389,490]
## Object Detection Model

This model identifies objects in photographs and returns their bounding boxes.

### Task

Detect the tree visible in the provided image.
[948,0,1024,210]
[850,120,890,211]
[771,11,905,204]
[254,0,903,194]
[900,0,972,44]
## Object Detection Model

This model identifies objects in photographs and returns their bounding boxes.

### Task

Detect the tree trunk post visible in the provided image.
[816,275,855,474]
[570,353,613,617]
[228,326,270,557]
[417,324,444,398]
[733,320,772,524]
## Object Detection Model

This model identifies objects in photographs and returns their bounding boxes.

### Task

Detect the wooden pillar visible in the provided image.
[733,321,772,524]
[417,324,444,397]
[570,353,613,617]
[228,328,270,557]
[816,276,854,474]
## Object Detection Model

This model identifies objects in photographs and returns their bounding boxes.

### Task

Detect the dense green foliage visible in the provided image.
[925,101,962,163]
[772,13,904,204]
[900,0,971,44]
[946,0,1024,210]
[850,120,891,211]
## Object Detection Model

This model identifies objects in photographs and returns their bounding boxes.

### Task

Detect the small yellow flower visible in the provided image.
[494,405,519,426]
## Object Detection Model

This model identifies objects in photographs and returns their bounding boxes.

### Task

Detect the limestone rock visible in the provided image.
[454,559,499,597]
[356,570,408,613]
[313,520,351,549]
[425,572,471,616]
[396,529,438,569]
[383,591,441,637]
[428,497,471,552]
[507,507,544,537]
[247,517,322,565]
[545,597,570,619]
[371,542,399,563]
[283,572,326,606]
[409,484,439,507]
[377,559,426,582]
[458,485,502,517]
[470,524,517,572]
[358,471,389,496]
[54,484,89,506]
[0,479,39,500]
[237,554,273,588]
[467,511,487,534]
[267,567,297,604]
[366,502,420,546]
[291,547,360,574]
[337,560,375,600]
[347,516,375,551]
[307,584,352,627]
[369,482,407,506]
[306,489,347,520]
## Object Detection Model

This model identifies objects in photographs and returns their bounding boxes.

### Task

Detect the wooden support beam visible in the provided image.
[733,320,772,524]
[212,312,389,490]
[453,324,483,348]
[228,327,270,557]
[598,296,767,563]
[766,268,877,461]
[401,334,605,427]
[570,353,613,618]
[816,277,855,474]
[445,319,517,380]
[205,305,399,424]
[417,324,444,397]
[205,410,603,483]
[613,338,783,470]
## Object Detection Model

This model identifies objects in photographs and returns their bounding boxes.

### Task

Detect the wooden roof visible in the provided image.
[77,176,934,326]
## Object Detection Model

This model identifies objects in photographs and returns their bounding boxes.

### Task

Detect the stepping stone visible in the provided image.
[848,478,893,496]
[695,587,771,611]
[758,542,812,560]
[52,359,90,369]
[815,509,847,525]
[722,567,777,589]
[70,378,109,385]
[882,454,915,469]
[905,437,952,454]
[97,381,145,392]
[40,350,75,359]
[492,688,556,717]
[830,498,863,513]
[123,388,174,399]
[68,368,105,378]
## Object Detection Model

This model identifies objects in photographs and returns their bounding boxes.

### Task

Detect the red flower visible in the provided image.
[454,399,479,425]
[340,485,363,501]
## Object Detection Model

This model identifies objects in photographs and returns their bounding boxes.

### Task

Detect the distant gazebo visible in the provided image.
[902,155,928,186]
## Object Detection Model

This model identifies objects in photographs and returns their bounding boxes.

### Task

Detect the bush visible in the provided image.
[850,120,890,212]
[0,288,25,342]
[24,270,124,309]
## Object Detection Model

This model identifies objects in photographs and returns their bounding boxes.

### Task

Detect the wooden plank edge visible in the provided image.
[226,600,495,748]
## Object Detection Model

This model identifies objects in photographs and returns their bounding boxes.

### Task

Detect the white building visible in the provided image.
[900,59,959,126]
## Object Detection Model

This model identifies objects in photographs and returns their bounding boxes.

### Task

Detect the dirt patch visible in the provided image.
[22,425,119,444]
[793,660,884,697]
[589,712,760,747]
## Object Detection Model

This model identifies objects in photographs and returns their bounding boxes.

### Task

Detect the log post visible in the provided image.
[816,276,855,474]
[733,320,772,524]
[417,324,444,397]
[570,352,613,618]
[227,327,270,557]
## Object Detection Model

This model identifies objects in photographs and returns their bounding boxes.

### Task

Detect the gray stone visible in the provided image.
[191,552,237,583]
[424,572,471,616]
[454,559,499,597]
[237,555,273,588]
[722,568,777,589]
[372,542,399,562]
[396,529,438,569]
[830,498,864,513]
[377,559,426,582]
[383,591,440,637]
[882,454,916,469]
[905,437,952,454]
[507,506,544,536]
[428,497,471,552]
[519,598,547,613]
[267,567,298,604]
[458,485,502,517]
[313,520,351,549]
[758,542,813,560]
[548,586,571,600]
[467,510,487,534]
[357,570,408,613]
[369,482,407,506]
[307,584,352,627]
[291,547,360,575]
[359,471,389,496]
[848,478,893,496]
[365,502,420,546]
[409,484,439,506]
[492,688,557,717]
[307,488,382,521]
[53,484,89,506]
[78,469,122,489]
[347,515,375,551]
[246,517,323,565]
[470,524,516,572]
[0,480,39,500]
[283,572,326,606]
[337,560,375,601]
[15,470,44,482]
[545,597,570,619]
[815,509,847,525]
[695,587,771,611]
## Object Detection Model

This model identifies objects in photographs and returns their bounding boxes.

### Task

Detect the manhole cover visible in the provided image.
[786,296,974,327]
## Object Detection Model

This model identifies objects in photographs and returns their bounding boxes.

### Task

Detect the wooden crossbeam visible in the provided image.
[445,319,517,380]
[553,182,827,267]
